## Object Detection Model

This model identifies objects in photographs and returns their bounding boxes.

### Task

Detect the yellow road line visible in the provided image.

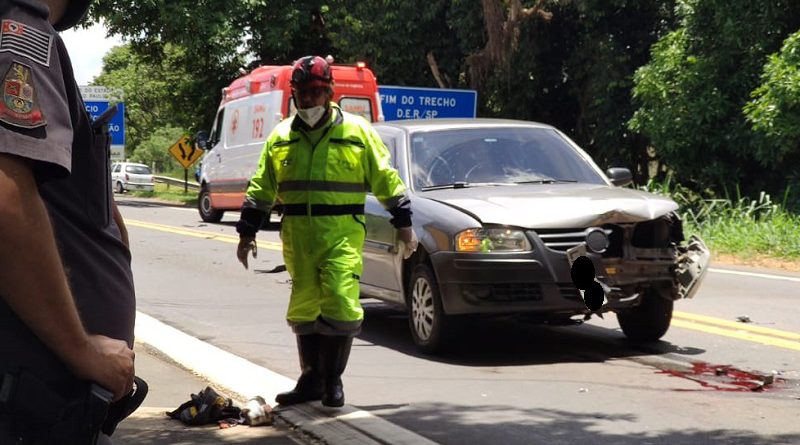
[127,218,800,350]
[674,311,800,341]
[671,319,800,351]
[125,219,282,250]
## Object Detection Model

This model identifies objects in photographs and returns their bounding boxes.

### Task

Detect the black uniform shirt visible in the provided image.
[0,0,135,383]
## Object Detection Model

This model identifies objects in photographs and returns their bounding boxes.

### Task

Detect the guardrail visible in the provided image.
[154,175,200,191]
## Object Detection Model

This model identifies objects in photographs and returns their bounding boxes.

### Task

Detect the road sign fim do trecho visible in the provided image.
[168,135,204,192]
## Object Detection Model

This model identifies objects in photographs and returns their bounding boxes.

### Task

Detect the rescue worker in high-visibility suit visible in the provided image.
[235,55,418,408]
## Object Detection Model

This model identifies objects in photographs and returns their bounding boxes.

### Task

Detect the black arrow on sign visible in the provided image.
[178,142,187,159]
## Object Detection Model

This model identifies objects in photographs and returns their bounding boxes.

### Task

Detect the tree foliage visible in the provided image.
[89,1,334,130]
[131,126,186,172]
[93,44,194,161]
[629,0,800,194]
[744,30,800,171]
[328,0,466,88]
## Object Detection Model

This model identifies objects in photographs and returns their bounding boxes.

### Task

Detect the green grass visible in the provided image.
[160,168,199,181]
[641,178,800,260]
[128,183,197,206]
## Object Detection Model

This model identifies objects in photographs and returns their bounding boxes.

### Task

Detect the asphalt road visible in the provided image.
[118,196,800,445]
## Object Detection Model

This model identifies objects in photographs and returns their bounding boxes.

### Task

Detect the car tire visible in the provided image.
[617,288,674,342]
[198,186,224,222]
[115,181,124,194]
[407,263,449,354]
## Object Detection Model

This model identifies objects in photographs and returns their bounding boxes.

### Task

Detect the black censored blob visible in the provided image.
[584,281,604,312]
[570,256,595,290]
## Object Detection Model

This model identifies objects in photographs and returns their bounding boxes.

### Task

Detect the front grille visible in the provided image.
[557,284,583,302]
[533,229,588,252]
[533,227,620,255]
[463,283,542,302]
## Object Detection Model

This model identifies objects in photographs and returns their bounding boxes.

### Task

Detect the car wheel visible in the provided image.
[407,263,449,354]
[198,186,224,222]
[115,181,124,194]
[616,288,674,342]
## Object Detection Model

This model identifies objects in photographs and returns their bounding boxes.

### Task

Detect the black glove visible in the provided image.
[388,198,412,228]
[236,207,268,236]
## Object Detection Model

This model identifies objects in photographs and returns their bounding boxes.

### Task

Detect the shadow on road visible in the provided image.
[358,301,706,367]
[352,403,800,445]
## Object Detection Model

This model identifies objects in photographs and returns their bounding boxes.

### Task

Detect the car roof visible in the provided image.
[373,118,556,132]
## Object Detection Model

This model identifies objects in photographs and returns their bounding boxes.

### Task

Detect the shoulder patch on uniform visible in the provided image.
[0,20,52,67]
[0,61,46,129]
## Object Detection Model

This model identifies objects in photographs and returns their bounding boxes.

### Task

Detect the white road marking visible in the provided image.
[710,267,800,283]
[135,311,437,445]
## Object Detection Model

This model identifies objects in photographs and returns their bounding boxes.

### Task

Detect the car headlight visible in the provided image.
[455,228,532,252]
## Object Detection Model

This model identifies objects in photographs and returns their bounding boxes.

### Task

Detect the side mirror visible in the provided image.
[195,131,209,150]
[606,167,632,187]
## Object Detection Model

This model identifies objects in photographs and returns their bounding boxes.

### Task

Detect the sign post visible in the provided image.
[168,135,204,193]
[378,86,477,121]
[79,86,125,160]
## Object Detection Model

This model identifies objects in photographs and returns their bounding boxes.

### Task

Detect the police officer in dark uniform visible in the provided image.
[0,0,138,443]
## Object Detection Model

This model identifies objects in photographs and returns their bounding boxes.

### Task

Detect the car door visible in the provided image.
[111,163,121,186]
[361,128,405,304]
[203,108,225,185]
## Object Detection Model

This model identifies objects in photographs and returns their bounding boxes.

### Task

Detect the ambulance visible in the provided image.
[195,58,383,222]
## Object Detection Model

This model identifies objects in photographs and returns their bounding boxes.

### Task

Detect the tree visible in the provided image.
[744,30,800,186]
[465,0,552,92]
[93,44,193,158]
[629,0,800,195]
[561,0,676,178]
[328,0,467,88]
[447,0,676,179]
[90,1,338,131]
[131,126,186,172]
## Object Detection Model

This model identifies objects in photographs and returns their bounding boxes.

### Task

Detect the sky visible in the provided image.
[60,21,123,85]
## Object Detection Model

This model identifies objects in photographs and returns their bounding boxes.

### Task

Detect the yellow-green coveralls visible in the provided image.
[244,103,407,335]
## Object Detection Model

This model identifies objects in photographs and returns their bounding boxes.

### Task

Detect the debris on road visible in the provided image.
[242,396,274,426]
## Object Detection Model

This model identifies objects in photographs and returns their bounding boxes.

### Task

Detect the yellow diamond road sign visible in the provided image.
[169,135,204,169]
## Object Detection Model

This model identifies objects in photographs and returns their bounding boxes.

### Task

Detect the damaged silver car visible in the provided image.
[360,119,710,353]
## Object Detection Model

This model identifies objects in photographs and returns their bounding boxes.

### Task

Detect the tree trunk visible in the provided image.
[427,52,449,88]
[466,0,553,91]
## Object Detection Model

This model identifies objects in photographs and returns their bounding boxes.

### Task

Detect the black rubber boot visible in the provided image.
[321,335,353,408]
[275,334,323,406]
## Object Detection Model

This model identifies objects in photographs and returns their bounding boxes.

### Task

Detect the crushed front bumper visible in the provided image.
[597,234,711,303]
[672,235,711,299]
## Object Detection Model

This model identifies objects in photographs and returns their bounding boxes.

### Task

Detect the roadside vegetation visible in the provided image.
[642,178,800,262]
[128,183,196,207]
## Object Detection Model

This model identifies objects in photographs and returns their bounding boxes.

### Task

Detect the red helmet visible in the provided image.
[290,56,333,89]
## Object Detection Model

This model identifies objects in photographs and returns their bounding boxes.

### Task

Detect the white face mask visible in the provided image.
[296,105,326,127]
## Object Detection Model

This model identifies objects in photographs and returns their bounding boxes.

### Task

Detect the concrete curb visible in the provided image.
[135,311,437,445]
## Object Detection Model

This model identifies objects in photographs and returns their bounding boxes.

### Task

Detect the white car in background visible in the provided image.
[111,162,155,193]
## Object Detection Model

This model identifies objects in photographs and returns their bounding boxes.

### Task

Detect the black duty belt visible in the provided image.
[282,204,364,216]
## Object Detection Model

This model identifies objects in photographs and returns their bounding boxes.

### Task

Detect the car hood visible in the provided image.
[421,183,679,228]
